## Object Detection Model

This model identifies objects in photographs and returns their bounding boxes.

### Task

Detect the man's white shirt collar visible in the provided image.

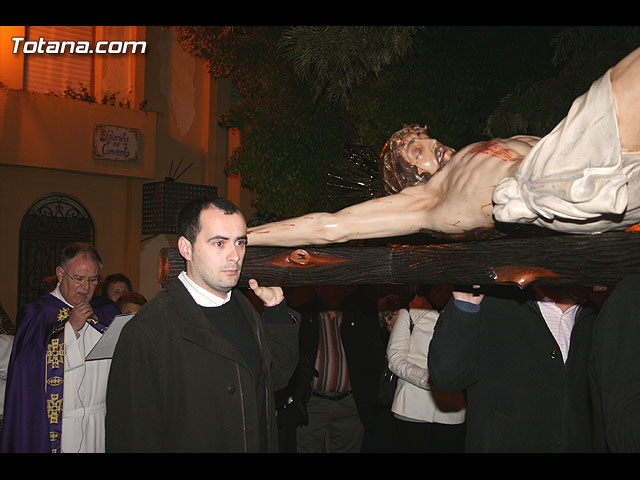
[178,271,231,307]
[51,283,72,307]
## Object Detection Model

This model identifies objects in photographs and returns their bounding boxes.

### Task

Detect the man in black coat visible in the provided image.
[105,197,299,452]
[590,275,640,452]
[428,285,599,452]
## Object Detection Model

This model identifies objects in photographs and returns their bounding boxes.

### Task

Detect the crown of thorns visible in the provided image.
[385,124,429,157]
[379,124,431,195]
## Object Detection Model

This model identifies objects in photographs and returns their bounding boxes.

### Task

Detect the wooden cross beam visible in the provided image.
[158,231,640,289]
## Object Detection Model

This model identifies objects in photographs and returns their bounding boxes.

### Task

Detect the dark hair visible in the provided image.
[378,294,406,314]
[39,275,58,295]
[116,292,147,310]
[377,293,407,328]
[414,284,432,298]
[102,273,132,295]
[379,124,435,195]
[177,196,242,244]
[59,242,102,269]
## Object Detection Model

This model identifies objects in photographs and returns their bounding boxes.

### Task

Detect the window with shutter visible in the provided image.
[23,26,94,96]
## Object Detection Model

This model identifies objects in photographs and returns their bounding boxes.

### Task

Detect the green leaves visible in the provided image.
[279,26,419,106]
[173,26,639,221]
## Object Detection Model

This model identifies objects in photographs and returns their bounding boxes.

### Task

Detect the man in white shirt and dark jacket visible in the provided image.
[105,197,299,452]
[428,285,600,452]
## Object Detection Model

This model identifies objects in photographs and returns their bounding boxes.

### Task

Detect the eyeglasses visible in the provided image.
[61,268,101,286]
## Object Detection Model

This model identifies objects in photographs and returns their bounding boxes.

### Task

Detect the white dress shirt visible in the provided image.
[537,298,582,363]
[178,270,231,307]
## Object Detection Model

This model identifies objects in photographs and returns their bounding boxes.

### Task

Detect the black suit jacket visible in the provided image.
[429,286,599,452]
[590,275,640,452]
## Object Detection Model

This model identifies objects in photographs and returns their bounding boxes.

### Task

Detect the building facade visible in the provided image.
[0,26,254,323]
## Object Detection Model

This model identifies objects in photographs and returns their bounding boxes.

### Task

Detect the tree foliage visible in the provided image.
[174,26,361,219]
[485,26,640,137]
[279,26,420,106]
[173,26,639,220]
[346,26,564,151]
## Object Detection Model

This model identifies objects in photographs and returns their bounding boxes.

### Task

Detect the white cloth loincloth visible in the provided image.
[492,69,640,233]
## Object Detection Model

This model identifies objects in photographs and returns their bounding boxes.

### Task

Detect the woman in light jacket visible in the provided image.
[387,304,466,452]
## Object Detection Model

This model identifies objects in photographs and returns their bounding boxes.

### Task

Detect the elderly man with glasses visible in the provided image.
[0,243,119,453]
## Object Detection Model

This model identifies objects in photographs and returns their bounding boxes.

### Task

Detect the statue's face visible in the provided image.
[400,132,455,175]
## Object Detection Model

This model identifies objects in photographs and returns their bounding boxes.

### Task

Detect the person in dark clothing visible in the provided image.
[277,285,380,452]
[428,285,599,452]
[105,197,299,452]
[590,274,640,452]
[360,293,407,453]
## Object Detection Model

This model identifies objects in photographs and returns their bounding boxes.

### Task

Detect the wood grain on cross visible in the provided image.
[158,231,640,289]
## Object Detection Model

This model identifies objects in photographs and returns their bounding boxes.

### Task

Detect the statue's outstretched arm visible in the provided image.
[247,185,439,247]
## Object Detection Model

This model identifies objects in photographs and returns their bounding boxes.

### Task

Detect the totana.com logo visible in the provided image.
[11,37,146,54]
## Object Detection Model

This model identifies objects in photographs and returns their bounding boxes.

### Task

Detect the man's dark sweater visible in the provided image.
[201,294,290,452]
